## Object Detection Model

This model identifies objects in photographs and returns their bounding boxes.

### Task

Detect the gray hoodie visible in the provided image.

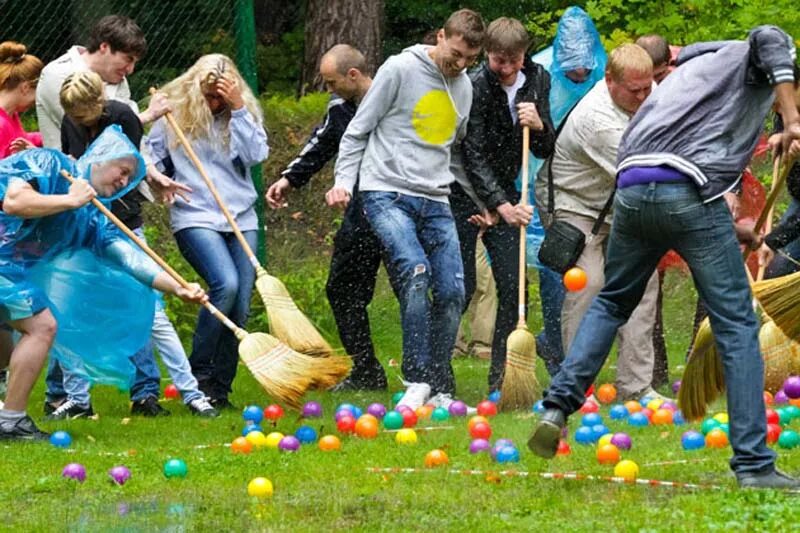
[334,44,472,202]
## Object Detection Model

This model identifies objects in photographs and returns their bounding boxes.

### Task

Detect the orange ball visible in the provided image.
[651,408,674,425]
[596,443,621,465]
[563,267,588,292]
[596,383,617,404]
[355,416,379,439]
[424,449,449,468]
[789,398,800,408]
[318,435,342,451]
[415,405,433,420]
[764,391,774,406]
[468,415,489,432]
[231,436,253,454]
[624,401,643,414]
[705,428,729,448]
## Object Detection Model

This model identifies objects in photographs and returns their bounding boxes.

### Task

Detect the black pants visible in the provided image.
[451,189,526,391]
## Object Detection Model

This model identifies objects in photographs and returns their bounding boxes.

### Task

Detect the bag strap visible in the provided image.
[546,103,579,216]
[589,188,616,239]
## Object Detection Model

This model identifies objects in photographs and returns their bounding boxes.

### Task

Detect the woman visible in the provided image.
[148,54,268,409]
[0,41,43,158]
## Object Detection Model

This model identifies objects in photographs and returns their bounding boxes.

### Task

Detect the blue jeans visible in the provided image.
[152,300,203,404]
[361,192,465,395]
[175,228,257,399]
[536,265,565,375]
[544,182,775,475]
[765,198,800,278]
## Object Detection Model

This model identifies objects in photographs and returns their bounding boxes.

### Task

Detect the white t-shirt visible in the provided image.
[502,71,526,123]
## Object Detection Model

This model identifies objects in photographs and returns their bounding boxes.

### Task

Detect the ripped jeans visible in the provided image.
[360,192,465,395]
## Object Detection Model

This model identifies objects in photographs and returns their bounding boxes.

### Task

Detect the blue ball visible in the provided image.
[533,400,546,414]
[50,430,72,448]
[351,406,363,419]
[242,405,263,424]
[336,403,357,415]
[242,424,263,436]
[591,424,609,440]
[628,412,650,427]
[488,390,501,403]
[295,425,318,444]
[609,404,629,420]
[495,446,520,463]
[581,413,603,427]
[681,430,705,451]
[673,410,686,425]
[575,426,595,444]
[639,395,654,407]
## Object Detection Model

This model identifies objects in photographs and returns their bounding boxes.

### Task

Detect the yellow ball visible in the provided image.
[395,428,418,445]
[265,432,285,449]
[245,431,268,449]
[614,459,640,481]
[598,434,614,447]
[712,412,729,425]
[247,477,273,498]
[646,399,664,412]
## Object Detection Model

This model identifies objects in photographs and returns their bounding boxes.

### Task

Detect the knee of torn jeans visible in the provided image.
[402,263,430,294]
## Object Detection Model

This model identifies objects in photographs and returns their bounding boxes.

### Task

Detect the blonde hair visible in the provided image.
[485,17,530,55]
[60,71,105,124]
[159,54,263,146]
[0,41,43,91]
[607,44,653,82]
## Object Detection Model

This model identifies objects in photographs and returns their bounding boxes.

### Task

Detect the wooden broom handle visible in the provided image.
[150,87,261,269]
[745,155,787,262]
[517,126,530,328]
[60,169,244,337]
[756,156,781,281]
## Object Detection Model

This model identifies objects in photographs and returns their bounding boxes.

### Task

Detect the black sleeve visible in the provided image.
[529,68,556,159]
[60,117,83,158]
[117,110,144,149]
[766,211,800,250]
[463,82,508,209]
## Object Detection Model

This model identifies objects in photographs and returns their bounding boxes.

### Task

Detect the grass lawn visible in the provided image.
[2,269,800,532]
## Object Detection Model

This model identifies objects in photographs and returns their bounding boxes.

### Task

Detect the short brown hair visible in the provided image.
[607,44,653,82]
[0,41,43,91]
[443,9,485,49]
[86,15,146,57]
[485,17,529,55]
[636,35,671,66]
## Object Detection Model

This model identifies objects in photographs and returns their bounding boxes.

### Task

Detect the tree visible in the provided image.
[300,0,384,95]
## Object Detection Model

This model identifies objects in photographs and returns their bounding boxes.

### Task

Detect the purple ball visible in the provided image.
[775,389,790,405]
[783,376,800,399]
[278,435,301,452]
[62,463,86,483]
[610,432,633,450]
[366,402,387,419]
[469,438,491,454]
[108,465,131,485]
[334,409,355,422]
[302,401,323,418]
[448,400,468,417]
[660,401,678,412]
[671,380,682,394]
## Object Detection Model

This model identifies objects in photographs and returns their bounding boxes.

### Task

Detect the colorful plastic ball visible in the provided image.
[581,413,603,427]
[468,415,490,431]
[367,402,387,419]
[609,405,629,420]
[628,412,649,427]
[646,398,664,412]
[242,405,264,424]
[662,402,680,412]
[705,428,729,448]
[336,415,357,434]
[579,400,599,414]
[231,436,253,454]
[279,435,301,452]
[610,432,633,451]
[496,446,520,463]
[62,463,86,483]
[491,439,515,459]
[355,416,379,439]
[401,409,418,428]
[50,430,72,448]
[108,465,131,486]
[672,411,686,425]
[774,390,789,405]
[416,405,433,420]
[424,449,450,468]
[651,409,674,425]
[247,477,273,498]
[301,401,323,418]
[265,431,285,449]
[164,384,179,400]
[395,428,418,445]
[556,439,571,456]
[163,459,187,479]
[671,380,682,394]
[263,404,284,422]
[681,430,705,451]
[242,424,263,437]
[449,400,468,417]
[383,411,404,430]
[766,409,780,426]
[591,424,610,441]
[395,405,412,415]
[624,401,642,414]
[597,444,621,465]
[614,460,639,481]
[767,423,782,445]
[701,418,721,435]
[718,423,729,435]
[778,408,792,426]
[533,400,546,414]
[786,405,800,420]
[427,407,446,422]
[598,434,614,447]
[318,435,342,452]
[336,403,357,415]
[392,391,404,405]
[764,391,774,406]
[575,426,595,444]
[596,383,617,404]
[712,412,729,425]
[783,376,800,399]
[790,398,800,408]
[295,425,318,444]
[477,400,498,417]
[488,390,501,403]
[778,429,800,449]
[640,408,654,421]
[335,408,355,422]
[469,438,491,454]
[563,267,588,292]
[470,421,492,440]
[245,431,268,449]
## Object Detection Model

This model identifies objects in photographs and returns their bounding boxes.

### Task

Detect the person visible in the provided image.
[453,240,495,361]
[57,70,218,418]
[529,25,800,490]
[0,42,43,158]
[0,127,206,441]
[329,9,485,411]
[635,34,671,83]
[265,44,387,390]
[148,54,269,410]
[456,16,555,392]
[536,44,664,402]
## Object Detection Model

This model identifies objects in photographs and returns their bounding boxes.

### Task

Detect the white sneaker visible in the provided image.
[426,393,477,416]
[397,382,431,410]
[635,386,670,403]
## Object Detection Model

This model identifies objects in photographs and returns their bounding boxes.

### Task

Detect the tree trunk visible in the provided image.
[300,0,384,95]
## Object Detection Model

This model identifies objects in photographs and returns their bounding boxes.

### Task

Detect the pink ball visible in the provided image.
[660,401,678,412]
[783,376,800,399]
[62,463,86,483]
[448,400,468,417]
[775,389,790,405]
[469,438,491,454]
[108,465,131,485]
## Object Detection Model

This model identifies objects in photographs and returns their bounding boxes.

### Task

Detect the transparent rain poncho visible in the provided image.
[0,126,160,389]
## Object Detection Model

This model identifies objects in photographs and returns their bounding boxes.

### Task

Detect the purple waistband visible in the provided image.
[617,166,691,188]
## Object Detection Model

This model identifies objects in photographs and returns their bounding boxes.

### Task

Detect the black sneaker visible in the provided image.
[131,396,171,417]
[330,356,388,391]
[0,415,50,441]
[187,397,220,418]
[209,397,237,411]
[738,469,800,490]
[43,399,94,421]
[528,408,566,459]
[44,398,67,416]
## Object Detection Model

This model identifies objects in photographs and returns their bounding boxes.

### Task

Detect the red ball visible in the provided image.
[640,407,654,421]
[476,401,497,417]
[556,439,571,456]
[579,399,599,414]
[264,404,284,421]
[163,384,179,400]
[469,421,492,440]
[766,409,780,426]
[401,409,418,428]
[336,415,356,434]
[585,384,595,397]
[767,423,782,444]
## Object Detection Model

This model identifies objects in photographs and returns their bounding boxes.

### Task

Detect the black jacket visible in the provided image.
[765,112,800,250]
[462,57,555,209]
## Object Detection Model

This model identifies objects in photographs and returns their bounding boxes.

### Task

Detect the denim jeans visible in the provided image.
[765,198,800,278]
[544,182,775,475]
[536,265,565,375]
[175,227,257,399]
[360,192,465,395]
[152,299,203,404]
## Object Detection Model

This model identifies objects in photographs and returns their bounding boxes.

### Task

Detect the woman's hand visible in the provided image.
[216,76,245,111]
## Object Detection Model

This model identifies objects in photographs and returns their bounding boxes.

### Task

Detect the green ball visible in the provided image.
[383,411,404,430]
[785,405,800,421]
[718,423,729,435]
[778,408,793,426]
[701,418,720,435]
[163,458,188,478]
[779,429,800,449]
[391,391,404,406]
[431,407,450,422]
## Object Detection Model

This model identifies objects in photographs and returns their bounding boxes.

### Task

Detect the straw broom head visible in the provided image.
[678,318,725,421]
[497,326,540,412]
[760,319,797,393]
[752,271,800,342]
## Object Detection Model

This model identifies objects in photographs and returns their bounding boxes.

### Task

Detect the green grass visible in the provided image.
[4,269,800,531]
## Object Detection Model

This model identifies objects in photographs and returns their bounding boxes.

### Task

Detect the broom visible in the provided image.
[151,88,334,357]
[679,157,788,420]
[60,170,349,407]
[498,126,540,411]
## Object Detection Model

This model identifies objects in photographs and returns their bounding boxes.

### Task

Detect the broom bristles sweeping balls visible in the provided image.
[752,272,800,342]
[498,326,540,412]
[678,318,724,421]
[760,320,796,394]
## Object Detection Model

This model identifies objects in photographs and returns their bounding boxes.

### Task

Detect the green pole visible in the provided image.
[234,0,267,264]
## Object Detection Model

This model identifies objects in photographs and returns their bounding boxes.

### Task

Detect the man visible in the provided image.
[635,34,671,83]
[457,16,555,392]
[535,44,663,403]
[265,44,387,390]
[529,26,800,490]
[329,9,485,410]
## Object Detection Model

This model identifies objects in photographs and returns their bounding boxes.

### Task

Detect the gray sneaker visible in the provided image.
[426,393,477,415]
[187,397,220,418]
[43,399,94,421]
[738,469,800,490]
[528,408,566,459]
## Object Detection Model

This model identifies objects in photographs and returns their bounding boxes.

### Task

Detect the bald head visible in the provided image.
[636,34,671,83]
[319,44,371,101]
[322,44,367,76]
